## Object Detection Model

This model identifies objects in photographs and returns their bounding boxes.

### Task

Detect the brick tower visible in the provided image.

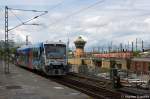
[74,36,86,57]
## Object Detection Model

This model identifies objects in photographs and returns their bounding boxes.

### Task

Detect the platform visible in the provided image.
[0,61,89,99]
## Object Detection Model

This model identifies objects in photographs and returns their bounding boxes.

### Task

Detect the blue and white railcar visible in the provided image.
[16,41,68,76]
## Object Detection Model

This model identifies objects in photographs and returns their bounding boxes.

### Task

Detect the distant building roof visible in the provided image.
[132,57,150,62]
[144,49,150,52]
[139,50,150,58]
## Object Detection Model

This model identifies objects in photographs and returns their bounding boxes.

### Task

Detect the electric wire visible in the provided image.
[8,7,47,13]
[17,0,66,32]
[47,0,65,11]
[42,0,105,40]
[8,11,47,31]
[9,9,24,24]
[6,0,66,31]
[47,0,105,26]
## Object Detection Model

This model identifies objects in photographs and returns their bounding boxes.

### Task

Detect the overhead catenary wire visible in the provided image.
[9,9,24,24]
[3,6,48,74]
[8,7,47,13]
[8,0,65,13]
[45,0,150,33]
[33,0,105,45]
[7,0,67,31]
[42,0,105,39]
[7,7,48,31]
[47,0,65,11]
[25,1,68,31]
[47,0,105,26]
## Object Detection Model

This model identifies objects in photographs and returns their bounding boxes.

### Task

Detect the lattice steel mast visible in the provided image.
[4,6,47,74]
[4,6,9,73]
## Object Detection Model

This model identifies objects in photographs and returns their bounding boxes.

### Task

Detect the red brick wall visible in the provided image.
[131,61,149,73]
[93,52,133,59]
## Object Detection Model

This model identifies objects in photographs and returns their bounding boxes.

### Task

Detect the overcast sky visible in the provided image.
[0,0,150,50]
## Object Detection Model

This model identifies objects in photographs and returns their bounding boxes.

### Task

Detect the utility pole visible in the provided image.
[102,47,104,53]
[127,41,129,51]
[132,42,134,52]
[110,41,112,52]
[98,46,100,53]
[4,6,9,74]
[26,35,29,45]
[136,38,137,51]
[125,44,127,51]
[120,43,122,52]
[142,40,144,52]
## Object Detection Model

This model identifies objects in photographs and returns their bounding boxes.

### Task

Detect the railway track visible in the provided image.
[67,72,112,89]
[50,73,123,99]
[17,65,149,98]
[18,66,124,98]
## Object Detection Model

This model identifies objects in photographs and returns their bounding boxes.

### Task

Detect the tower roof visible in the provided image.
[74,36,86,43]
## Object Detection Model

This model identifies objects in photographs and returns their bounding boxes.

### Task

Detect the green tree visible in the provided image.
[133,51,141,57]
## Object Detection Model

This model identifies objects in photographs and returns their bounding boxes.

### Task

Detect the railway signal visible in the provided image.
[111,68,121,89]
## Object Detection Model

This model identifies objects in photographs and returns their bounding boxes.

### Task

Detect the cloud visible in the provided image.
[3,26,34,43]
[0,29,4,40]
[2,0,62,6]
[1,0,150,50]
[43,9,150,49]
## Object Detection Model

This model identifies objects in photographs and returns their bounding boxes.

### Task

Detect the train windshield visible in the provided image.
[44,44,66,59]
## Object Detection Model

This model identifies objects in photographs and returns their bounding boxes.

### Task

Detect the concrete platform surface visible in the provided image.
[0,61,89,99]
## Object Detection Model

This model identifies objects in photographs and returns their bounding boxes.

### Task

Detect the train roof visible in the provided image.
[17,41,66,51]
[44,41,66,45]
[17,42,43,51]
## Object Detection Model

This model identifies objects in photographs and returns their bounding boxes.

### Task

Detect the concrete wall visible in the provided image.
[101,59,128,70]
[68,58,96,73]
[68,58,82,65]
[68,58,128,70]
[68,58,93,66]
[115,59,127,70]
[101,59,110,68]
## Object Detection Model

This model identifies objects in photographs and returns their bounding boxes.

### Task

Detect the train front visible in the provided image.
[43,42,68,75]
